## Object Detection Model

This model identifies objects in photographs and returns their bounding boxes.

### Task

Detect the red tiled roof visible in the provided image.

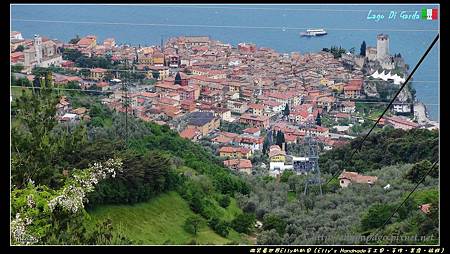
[221,132,240,138]
[223,159,252,169]
[212,135,233,144]
[243,127,260,134]
[384,116,419,128]
[419,204,432,214]
[285,134,297,142]
[96,81,109,87]
[269,148,286,158]
[240,114,270,122]
[140,92,158,98]
[180,127,200,140]
[339,171,378,184]
[91,68,107,73]
[263,100,282,107]
[219,146,251,155]
[11,52,24,58]
[314,126,329,132]
[248,103,265,110]
[335,112,351,118]
[77,37,95,46]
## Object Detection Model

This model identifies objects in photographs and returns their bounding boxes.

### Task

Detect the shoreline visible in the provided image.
[413,101,439,128]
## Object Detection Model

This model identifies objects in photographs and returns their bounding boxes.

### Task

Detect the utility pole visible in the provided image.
[125,79,128,144]
[121,65,130,144]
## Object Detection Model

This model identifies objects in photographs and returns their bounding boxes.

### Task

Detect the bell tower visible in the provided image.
[34,34,43,65]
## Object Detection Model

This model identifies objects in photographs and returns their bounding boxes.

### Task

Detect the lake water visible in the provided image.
[11,4,439,121]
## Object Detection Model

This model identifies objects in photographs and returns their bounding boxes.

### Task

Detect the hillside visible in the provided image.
[89,191,236,244]
[11,79,253,245]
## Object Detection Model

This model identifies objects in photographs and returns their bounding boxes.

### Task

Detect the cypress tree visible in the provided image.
[360,41,366,56]
[174,72,182,85]
[283,104,290,117]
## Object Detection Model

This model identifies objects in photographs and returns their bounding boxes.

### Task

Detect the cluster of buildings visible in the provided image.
[11,32,64,72]
[55,96,91,123]
[10,32,437,176]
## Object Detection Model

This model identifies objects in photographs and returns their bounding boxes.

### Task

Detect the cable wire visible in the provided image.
[366,160,439,243]
[323,33,439,186]
[12,19,439,33]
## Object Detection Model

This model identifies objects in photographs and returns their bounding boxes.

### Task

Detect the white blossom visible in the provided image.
[11,214,38,245]
[48,158,123,214]
[11,158,123,245]
[27,195,35,208]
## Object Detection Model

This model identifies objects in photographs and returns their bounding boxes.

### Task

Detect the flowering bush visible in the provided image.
[10,158,123,245]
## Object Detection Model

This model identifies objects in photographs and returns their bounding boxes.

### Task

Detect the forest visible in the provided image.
[235,163,438,244]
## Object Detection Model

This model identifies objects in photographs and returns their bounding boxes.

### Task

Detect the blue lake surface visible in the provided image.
[11,4,439,121]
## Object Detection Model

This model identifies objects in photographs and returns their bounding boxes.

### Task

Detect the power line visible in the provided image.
[12,19,439,32]
[367,160,439,242]
[12,67,439,83]
[323,33,439,186]
[137,5,405,13]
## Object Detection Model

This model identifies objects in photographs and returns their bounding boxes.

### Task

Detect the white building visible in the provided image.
[269,161,292,173]
[10,31,23,40]
[392,102,412,114]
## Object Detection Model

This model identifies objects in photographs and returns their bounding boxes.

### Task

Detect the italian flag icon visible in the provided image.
[421,8,438,20]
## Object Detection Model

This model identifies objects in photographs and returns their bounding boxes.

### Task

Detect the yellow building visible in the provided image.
[269,145,286,162]
[152,52,165,66]
[89,68,107,81]
[331,82,345,93]
[148,66,170,81]
[138,54,153,65]
[219,146,252,159]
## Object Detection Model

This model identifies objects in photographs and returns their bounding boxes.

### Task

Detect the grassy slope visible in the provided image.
[88,191,248,245]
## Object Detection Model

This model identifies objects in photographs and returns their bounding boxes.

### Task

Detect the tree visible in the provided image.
[280,170,294,183]
[11,64,25,73]
[271,130,277,144]
[10,158,127,245]
[11,71,87,188]
[263,214,287,235]
[65,81,80,90]
[316,113,322,126]
[219,195,231,208]
[349,47,356,55]
[276,131,285,148]
[262,136,270,155]
[189,192,204,214]
[174,72,182,85]
[360,204,394,231]
[360,41,366,56]
[231,213,255,234]
[257,229,282,245]
[208,217,230,237]
[14,45,25,52]
[62,48,83,62]
[69,35,81,44]
[184,215,203,235]
[404,160,436,183]
[283,104,290,117]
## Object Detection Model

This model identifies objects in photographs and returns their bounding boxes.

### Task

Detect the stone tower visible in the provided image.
[34,34,43,65]
[376,34,389,61]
